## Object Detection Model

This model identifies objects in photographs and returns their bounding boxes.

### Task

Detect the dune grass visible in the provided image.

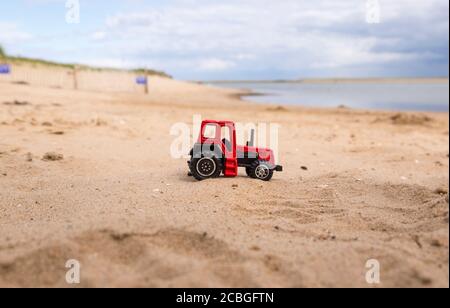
[0,44,171,78]
[0,45,5,58]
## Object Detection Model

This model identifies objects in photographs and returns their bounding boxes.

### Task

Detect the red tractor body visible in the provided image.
[188,120,282,181]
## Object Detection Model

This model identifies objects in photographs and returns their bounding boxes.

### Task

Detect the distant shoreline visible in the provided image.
[207,77,449,113]
[204,77,449,84]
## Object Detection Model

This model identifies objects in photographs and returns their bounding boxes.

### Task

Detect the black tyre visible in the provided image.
[189,152,223,181]
[246,167,256,178]
[248,161,274,181]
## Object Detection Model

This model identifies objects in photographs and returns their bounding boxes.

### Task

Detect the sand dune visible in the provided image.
[0,68,448,288]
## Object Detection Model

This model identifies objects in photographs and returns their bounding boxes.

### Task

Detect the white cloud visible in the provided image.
[94,0,448,78]
[91,31,107,41]
[198,58,236,71]
[0,22,32,44]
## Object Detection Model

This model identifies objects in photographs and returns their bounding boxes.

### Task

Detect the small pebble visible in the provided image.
[42,152,64,161]
[434,187,448,195]
[430,239,443,248]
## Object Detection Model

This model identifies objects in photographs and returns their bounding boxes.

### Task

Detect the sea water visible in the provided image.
[210,81,449,112]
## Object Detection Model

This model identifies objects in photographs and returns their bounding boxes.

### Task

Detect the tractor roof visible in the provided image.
[202,119,235,126]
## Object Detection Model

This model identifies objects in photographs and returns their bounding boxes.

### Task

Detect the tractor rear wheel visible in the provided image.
[189,152,223,181]
[248,161,274,181]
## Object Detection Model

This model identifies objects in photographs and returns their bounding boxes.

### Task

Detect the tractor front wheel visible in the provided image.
[248,161,274,181]
[189,153,223,181]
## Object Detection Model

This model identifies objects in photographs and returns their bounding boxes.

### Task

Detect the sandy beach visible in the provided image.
[0,68,448,288]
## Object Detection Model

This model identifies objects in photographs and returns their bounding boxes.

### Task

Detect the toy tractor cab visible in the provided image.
[188,120,282,181]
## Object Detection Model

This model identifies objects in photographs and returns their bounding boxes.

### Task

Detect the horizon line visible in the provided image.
[200,77,450,83]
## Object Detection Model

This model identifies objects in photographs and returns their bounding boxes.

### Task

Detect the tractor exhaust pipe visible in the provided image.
[247,129,255,147]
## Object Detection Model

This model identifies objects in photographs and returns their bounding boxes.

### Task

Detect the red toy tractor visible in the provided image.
[188,120,282,181]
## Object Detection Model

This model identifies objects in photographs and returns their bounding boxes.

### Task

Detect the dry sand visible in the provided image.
[0,70,448,288]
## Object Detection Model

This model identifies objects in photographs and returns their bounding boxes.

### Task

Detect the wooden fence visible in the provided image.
[0,63,149,94]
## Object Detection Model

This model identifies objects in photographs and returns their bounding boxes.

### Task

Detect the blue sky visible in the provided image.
[0,0,448,80]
